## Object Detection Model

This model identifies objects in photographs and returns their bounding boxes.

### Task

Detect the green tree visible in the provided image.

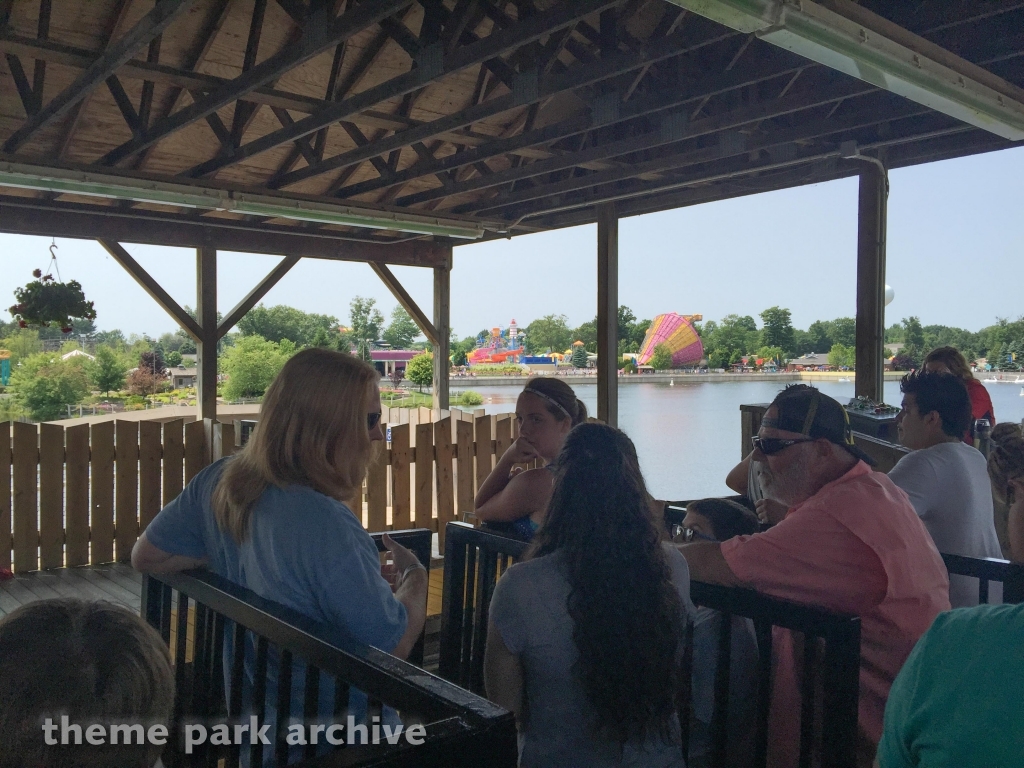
[708,348,731,370]
[11,353,91,421]
[349,297,385,361]
[165,350,183,367]
[0,328,42,361]
[829,317,857,348]
[92,346,127,395]
[901,316,926,366]
[650,343,674,371]
[405,352,434,391]
[571,345,588,368]
[759,306,794,354]
[382,307,421,349]
[237,304,340,347]
[524,314,572,353]
[572,319,597,353]
[828,343,855,369]
[756,346,785,366]
[806,320,833,353]
[221,336,295,400]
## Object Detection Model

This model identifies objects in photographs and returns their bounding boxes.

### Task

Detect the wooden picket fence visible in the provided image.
[0,406,516,573]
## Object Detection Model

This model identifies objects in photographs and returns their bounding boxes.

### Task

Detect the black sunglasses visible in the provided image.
[367,412,382,430]
[751,435,815,456]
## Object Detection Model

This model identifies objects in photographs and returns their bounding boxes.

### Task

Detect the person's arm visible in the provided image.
[484,620,525,719]
[131,533,208,574]
[726,454,751,495]
[676,542,744,586]
[383,534,428,661]
[474,439,543,521]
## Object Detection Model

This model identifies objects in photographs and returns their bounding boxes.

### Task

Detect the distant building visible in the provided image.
[786,353,833,371]
[170,367,198,389]
[371,349,419,377]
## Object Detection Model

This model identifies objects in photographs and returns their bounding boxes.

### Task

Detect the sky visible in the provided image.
[1,145,1021,341]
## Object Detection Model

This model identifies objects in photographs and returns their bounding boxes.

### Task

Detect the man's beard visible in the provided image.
[759,463,804,507]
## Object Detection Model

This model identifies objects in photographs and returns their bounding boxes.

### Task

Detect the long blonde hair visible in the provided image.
[212,348,379,542]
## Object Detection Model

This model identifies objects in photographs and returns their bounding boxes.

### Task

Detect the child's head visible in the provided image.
[682,498,760,542]
[0,599,174,768]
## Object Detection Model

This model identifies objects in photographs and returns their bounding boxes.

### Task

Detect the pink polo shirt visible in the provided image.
[721,461,950,768]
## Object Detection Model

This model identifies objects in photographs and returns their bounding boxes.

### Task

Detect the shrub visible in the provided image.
[455,390,483,406]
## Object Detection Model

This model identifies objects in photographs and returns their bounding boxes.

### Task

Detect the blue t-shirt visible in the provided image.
[146,458,407,760]
[877,603,1024,768]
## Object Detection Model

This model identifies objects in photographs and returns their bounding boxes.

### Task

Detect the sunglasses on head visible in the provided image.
[367,412,382,430]
[751,435,815,456]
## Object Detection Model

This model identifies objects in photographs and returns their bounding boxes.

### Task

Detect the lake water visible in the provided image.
[450,379,1024,501]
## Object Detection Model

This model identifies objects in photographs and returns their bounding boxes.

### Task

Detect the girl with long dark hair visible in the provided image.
[485,423,690,767]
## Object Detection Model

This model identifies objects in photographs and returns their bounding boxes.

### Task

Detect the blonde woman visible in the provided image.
[133,349,426,758]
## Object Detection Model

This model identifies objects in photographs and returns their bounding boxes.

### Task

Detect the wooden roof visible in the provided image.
[1,0,1022,256]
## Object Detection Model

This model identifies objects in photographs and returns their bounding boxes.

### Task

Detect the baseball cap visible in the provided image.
[765,385,877,466]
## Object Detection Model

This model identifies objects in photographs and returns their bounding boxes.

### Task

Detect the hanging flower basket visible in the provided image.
[9,269,96,333]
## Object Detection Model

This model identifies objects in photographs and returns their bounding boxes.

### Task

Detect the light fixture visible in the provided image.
[664,0,1024,141]
[0,161,487,240]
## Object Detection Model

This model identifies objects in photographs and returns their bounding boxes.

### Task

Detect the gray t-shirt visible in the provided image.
[889,441,1003,607]
[489,542,691,768]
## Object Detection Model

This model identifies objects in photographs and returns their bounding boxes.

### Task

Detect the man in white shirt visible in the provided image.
[889,370,1003,607]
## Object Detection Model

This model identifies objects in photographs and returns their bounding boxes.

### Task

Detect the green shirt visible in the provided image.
[878,603,1024,768]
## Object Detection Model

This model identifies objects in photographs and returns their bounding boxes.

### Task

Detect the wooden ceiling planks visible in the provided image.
[0,0,1020,248]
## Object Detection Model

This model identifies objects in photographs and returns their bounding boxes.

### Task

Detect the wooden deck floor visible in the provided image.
[1,563,445,621]
[0,562,142,618]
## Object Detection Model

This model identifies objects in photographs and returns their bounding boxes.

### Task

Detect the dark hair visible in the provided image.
[923,346,974,382]
[522,377,587,425]
[687,498,759,541]
[992,422,1023,448]
[0,599,174,768]
[989,435,1024,505]
[530,423,684,745]
[900,370,972,438]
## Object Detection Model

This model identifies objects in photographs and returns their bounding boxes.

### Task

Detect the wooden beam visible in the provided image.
[196,246,218,423]
[854,161,887,402]
[433,250,452,410]
[2,0,195,153]
[270,22,719,189]
[217,255,300,338]
[98,239,203,340]
[57,0,135,160]
[596,203,617,426]
[184,0,623,179]
[100,0,413,166]
[0,198,452,267]
[369,262,439,345]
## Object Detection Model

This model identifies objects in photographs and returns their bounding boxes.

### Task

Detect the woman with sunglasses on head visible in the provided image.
[673,499,760,768]
[474,377,587,540]
[132,349,426,763]
[485,423,690,767]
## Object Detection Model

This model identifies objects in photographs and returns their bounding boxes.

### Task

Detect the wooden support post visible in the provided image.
[597,203,618,426]
[196,246,218,426]
[855,162,887,402]
[433,245,452,410]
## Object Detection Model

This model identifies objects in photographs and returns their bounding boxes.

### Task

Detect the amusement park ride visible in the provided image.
[465,314,706,368]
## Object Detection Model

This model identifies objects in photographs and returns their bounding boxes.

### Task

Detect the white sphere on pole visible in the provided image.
[884,285,895,306]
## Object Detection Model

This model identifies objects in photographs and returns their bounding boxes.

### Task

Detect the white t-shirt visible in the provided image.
[889,441,1003,608]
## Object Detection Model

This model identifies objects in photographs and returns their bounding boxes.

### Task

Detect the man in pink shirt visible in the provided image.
[678,385,949,768]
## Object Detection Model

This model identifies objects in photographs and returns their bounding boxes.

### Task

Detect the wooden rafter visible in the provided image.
[182,0,623,179]
[2,0,196,153]
[369,263,439,346]
[99,0,413,166]
[217,255,301,338]
[270,22,727,190]
[98,239,204,340]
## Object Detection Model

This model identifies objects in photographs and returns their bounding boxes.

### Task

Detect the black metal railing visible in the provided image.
[437,522,860,768]
[941,552,1024,604]
[142,529,515,768]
